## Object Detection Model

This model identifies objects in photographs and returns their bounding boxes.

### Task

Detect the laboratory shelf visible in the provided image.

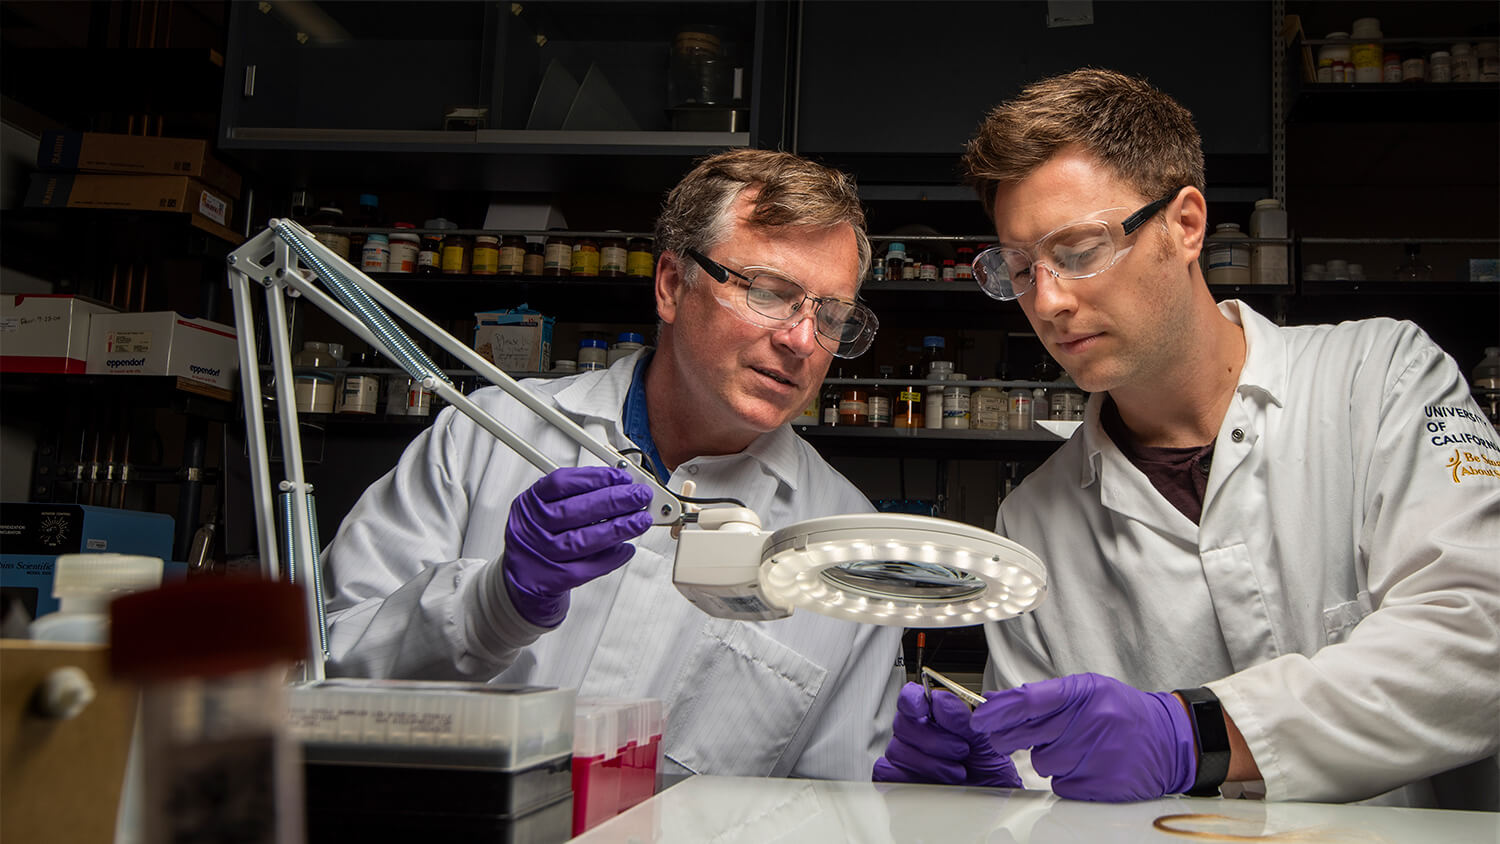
[1298,280,1500,296]
[793,424,1068,461]
[0,372,235,413]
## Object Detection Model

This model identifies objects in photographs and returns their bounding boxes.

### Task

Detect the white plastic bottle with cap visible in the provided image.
[1249,199,1289,285]
[30,553,164,643]
[30,553,164,844]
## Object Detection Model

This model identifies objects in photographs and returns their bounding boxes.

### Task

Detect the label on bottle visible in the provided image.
[839,399,869,415]
[388,240,419,274]
[601,246,628,274]
[627,250,654,278]
[867,396,891,425]
[335,374,380,414]
[472,246,499,275]
[545,242,571,271]
[571,247,600,276]
[441,244,467,273]
[498,246,525,274]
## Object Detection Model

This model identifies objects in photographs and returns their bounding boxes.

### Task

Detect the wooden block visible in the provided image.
[1,639,137,844]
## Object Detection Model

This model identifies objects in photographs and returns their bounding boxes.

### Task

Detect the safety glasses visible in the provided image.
[972,187,1185,301]
[685,248,879,359]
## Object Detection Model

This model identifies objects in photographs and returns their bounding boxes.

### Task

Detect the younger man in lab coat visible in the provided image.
[321,149,904,780]
[875,68,1498,808]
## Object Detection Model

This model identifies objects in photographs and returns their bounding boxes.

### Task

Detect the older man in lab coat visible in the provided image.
[321,149,904,780]
[875,69,1498,808]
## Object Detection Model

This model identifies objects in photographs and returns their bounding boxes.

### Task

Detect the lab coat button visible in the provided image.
[1231,428,1245,442]
[687,465,699,475]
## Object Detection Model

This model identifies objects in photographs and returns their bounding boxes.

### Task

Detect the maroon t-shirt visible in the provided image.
[1101,399,1215,524]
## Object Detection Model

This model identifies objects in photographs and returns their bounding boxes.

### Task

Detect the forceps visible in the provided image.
[921,665,987,711]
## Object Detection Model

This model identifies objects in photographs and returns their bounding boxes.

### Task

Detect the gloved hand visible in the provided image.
[970,673,1197,802]
[873,681,1021,788]
[501,466,654,627]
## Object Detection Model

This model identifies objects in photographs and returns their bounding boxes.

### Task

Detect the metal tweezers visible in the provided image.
[920,665,987,710]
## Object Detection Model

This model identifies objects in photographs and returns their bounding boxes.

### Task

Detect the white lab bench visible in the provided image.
[570,775,1498,843]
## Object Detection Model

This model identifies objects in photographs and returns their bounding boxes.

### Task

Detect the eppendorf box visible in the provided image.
[25,172,239,243]
[86,311,238,390]
[0,294,117,374]
[37,130,243,198]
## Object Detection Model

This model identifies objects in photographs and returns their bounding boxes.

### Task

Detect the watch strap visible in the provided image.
[1174,686,1230,797]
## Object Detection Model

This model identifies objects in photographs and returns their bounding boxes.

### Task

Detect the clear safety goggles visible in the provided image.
[686,248,879,359]
[972,188,1184,301]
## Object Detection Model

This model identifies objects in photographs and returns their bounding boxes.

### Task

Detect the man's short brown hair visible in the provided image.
[963,68,1206,217]
[655,148,872,284]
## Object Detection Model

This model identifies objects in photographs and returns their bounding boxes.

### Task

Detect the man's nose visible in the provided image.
[773,312,821,357]
[1027,262,1077,320]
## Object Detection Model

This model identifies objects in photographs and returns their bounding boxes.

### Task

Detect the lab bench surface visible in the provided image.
[570,775,1497,843]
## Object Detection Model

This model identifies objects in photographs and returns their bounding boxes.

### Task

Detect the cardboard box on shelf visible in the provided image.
[0,294,117,374]
[24,172,241,244]
[474,306,555,373]
[85,311,238,390]
[37,130,242,198]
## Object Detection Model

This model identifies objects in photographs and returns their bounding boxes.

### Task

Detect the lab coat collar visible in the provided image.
[549,348,804,492]
[1218,299,1287,410]
[1075,299,1286,490]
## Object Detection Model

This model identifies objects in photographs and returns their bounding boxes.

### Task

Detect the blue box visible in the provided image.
[0,502,174,621]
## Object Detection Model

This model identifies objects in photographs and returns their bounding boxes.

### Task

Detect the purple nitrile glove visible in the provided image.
[873,682,1021,788]
[970,673,1197,802]
[501,466,655,627]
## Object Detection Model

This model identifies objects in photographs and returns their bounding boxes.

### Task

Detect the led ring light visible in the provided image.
[759,514,1047,627]
[673,510,1047,627]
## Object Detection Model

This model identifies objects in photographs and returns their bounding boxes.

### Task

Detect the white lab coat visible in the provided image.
[984,301,1500,808]
[321,352,905,781]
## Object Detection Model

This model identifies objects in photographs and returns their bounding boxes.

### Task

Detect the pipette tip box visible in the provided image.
[572,697,666,835]
[288,678,576,839]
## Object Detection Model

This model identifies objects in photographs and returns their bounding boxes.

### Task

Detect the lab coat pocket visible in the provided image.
[663,618,827,777]
[1322,591,1373,644]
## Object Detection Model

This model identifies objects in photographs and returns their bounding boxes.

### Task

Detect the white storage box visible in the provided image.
[0,294,117,374]
[86,311,237,390]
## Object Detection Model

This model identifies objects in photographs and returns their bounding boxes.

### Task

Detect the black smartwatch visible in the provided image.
[1174,687,1230,797]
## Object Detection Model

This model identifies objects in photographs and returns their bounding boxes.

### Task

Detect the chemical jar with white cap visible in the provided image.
[387,224,420,274]
[1205,223,1251,285]
[1317,32,1351,82]
[1249,198,1289,284]
[925,361,953,429]
[360,232,390,274]
[942,374,971,429]
[1350,18,1383,83]
[607,332,646,365]
[971,381,1008,431]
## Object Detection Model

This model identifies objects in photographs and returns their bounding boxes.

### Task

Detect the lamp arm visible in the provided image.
[231,219,686,526]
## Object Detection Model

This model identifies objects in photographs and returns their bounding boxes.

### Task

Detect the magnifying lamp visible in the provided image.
[226,220,1047,675]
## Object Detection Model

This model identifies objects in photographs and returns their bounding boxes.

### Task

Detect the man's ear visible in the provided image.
[1175,186,1209,258]
[656,250,685,324]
